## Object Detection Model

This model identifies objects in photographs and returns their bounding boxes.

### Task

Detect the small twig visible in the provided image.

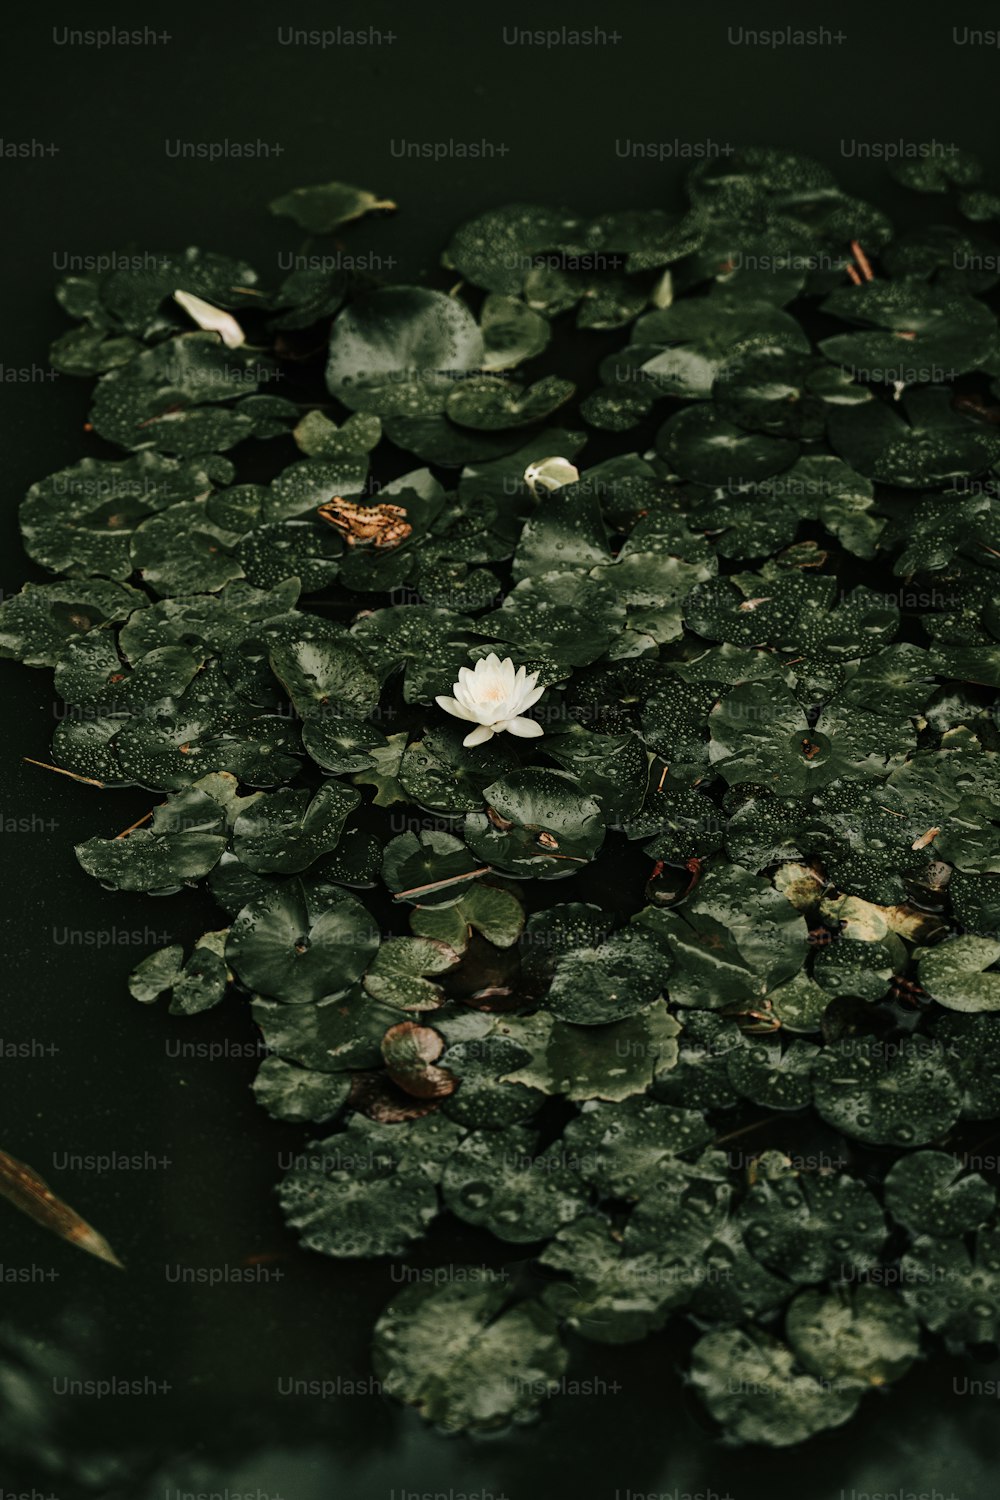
[850,240,875,281]
[712,1115,783,1149]
[115,810,154,840]
[23,757,105,788]
[393,867,490,901]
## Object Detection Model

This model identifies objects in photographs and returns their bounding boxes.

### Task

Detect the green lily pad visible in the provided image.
[363,936,461,1011]
[738,1162,886,1283]
[785,1284,920,1388]
[901,1226,1000,1344]
[917,935,1000,1012]
[884,1150,996,1236]
[76,781,228,893]
[812,1036,962,1146]
[326,287,483,415]
[690,1326,861,1446]
[441,1126,588,1243]
[252,1057,351,1124]
[372,1272,568,1433]
[227,879,379,1004]
[269,180,395,232]
[277,1113,463,1257]
[464,768,605,880]
[231,782,359,874]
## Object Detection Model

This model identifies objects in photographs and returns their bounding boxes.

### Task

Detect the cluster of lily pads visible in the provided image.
[7,147,1000,1447]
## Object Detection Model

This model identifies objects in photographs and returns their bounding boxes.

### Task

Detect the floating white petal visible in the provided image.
[173,289,246,349]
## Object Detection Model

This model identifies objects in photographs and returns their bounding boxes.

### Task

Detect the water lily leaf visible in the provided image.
[464,767,606,879]
[917,935,1000,1013]
[622,1150,733,1261]
[726,1037,817,1111]
[129,500,243,595]
[442,1125,588,1243]
[635,294,809,400]
[351,731,409,804]
[638,866,808,1009]
[684,571,899,660]
[128,945,184,1004]
[542,926,671,1026]
[0,579,146,668]
[690,1326,860,1446]
[231,782,359,874]
[441,1034,543,1128]
[482,569,626,668]
[227,879,379,1004]
[381,1021,455,1099]
[268,635,379,718]
[884,1151,996,1237]
[480,293,550,369]
[901,1226,1000,1344]
[410,881,524,953]
[444,204,583,296]
[888,146,982,193]
[820,282,995,382]
[293,409,382,460]
[111,665,302,790]
[49,323,141,375]
[250,990,403,1073]
[499,1002,680,1103]
[89,334,280,454]
[935,1013,1000,1118]
[812,1036,962,1146]
[266,457,368,521]
[541,1214,692,1343]
[269,180,395,233]
[446,375,574,431]
[162,929,230,1016]
[766,971,833,1033]
[738,1162,886,1284]
[21,452,231,581]
[398,721,517,815]
[657,403,799,486]
[562,1097,714,1198]
[382,829,483,907]
[709,680,914,795]
[236,520,341,593]
[828,386,1000,488]
[326,286,483,415]
[350,604,479,704]
[363,937,462,1012]
[785,1285,920,1388]
[277,1112,463,1258]
[651,1012,743,1108]
[812,936,896,1004]
[252,1057,351,1123]
[382,413,532,466]
[372,1272,568,1432]
[512,482,609,582]
[76,781,229,892]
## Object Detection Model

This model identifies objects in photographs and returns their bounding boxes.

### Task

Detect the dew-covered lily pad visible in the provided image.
[227,879,379,1004]
[372,1272,568,1432]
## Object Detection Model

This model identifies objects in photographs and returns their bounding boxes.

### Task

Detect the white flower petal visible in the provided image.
[504,716,544,738]
[173,290,245,349]
[435,695,477,723]
[463,723,496,747]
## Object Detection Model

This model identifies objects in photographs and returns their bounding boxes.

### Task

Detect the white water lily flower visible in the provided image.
[435,653,545,748]
[173,289,246,349]
[523,456,579,498]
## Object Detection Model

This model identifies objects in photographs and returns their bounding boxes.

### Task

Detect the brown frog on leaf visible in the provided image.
[317,497,412,549]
